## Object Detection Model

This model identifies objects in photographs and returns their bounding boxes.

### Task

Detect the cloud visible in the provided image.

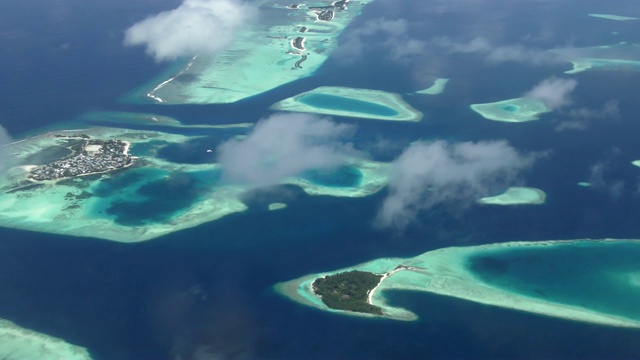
[433,36,562,66]
[124,0,257,62]
[376,140,535,229]
[589,160,625,198]
[523,77,577,109]
[217,113,357,187]
[334,18,427,64]
[555,100,620,132]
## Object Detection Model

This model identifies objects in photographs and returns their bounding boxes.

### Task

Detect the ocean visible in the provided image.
[1,0,640,358]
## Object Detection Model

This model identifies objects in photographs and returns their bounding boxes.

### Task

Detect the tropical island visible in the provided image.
[313,270,383,315]
[276,239,640,327]
[0,114,391,242]
[128,0,377,104]
[28,137,132,181]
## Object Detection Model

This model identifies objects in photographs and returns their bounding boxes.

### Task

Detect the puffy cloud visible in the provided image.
[376,140,535,229]
[433,36,562,66]
[555,101,620,132]
[217,113,357,187]
[124,0,257,62]
[334,18,427,64]
[523,77,577,109]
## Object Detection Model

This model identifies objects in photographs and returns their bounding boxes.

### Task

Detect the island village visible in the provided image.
[28,137,133,181]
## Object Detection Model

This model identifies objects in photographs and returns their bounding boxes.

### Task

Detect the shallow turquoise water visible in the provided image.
[298,93,399,117]
[466,242,640,321]
[500,105,518,113]
[300,165,362,187]
[90,168,221,225]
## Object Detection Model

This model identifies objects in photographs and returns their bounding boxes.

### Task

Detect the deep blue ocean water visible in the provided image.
[1,0,640,358]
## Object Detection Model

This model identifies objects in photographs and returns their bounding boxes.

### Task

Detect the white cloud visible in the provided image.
[433,36,563,66]
[217,113,357,187]
[334,18,427,64]
[124,0,257,62]
[523,77,577,109]
[555,100,620,132]
[376,140,535,229]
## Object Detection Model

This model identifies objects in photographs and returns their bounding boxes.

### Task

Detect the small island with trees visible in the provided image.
[312,270,383,315]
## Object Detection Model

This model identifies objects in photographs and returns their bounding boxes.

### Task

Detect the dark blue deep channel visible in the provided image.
[2,0,640,359]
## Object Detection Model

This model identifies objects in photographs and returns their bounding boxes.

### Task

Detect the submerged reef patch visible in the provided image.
[271,86,422,121]
[0,114,391,242]
[0,318,92,360]
[470,98,551,122]
[478,187,546,205]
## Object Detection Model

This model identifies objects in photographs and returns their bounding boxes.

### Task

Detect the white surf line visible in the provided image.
[147,55,199,103]
[367,267,414,306]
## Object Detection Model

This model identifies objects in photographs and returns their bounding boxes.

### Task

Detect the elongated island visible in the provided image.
[276,239,640,328]
[127,0,378,104]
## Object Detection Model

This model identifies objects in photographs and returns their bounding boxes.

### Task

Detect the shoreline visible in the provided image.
[367,267,412,305]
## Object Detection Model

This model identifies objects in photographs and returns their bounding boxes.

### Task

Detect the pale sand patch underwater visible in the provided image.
[0,318,92,360]
[470,98,551,122]
[80,111,253,130]
[127,0,376,104]
[478,187,546,205]
[271,86,422,121]
[276,239,640,328]
[415,78,450,95]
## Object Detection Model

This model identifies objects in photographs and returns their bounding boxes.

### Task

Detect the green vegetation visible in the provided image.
[313,270,384,315]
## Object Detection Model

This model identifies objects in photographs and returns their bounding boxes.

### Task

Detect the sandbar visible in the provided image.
[271,86,423,121]
[415,78,450,95]
[470,97,551,122]
[126,0,376,104]
[276,239,640,327]
[565,58,640,74]
[478,187,546,205]
[80,111,252,130]
[588,14,638,21]
[577,181,592,187]
[0,318,92,360]
[633,160,640,168]
[268,202,287,210]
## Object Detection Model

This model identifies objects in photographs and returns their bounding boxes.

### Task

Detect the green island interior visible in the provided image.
[313,270,383,315]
